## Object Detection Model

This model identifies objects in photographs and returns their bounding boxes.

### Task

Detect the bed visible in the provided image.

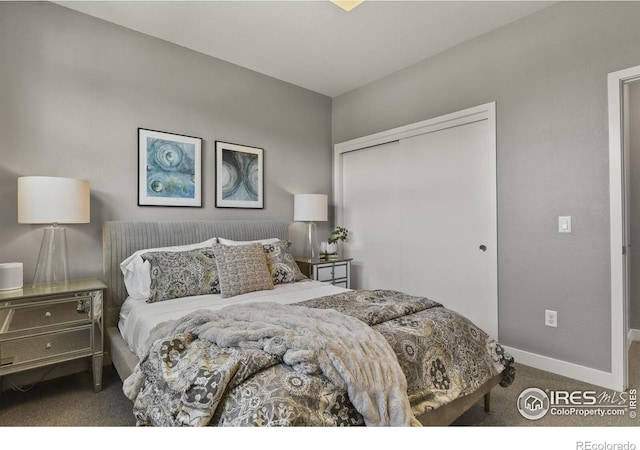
[102,220,514,426]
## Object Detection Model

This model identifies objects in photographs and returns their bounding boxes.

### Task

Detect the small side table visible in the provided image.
[295,257,352,289]
[0,278,106,392]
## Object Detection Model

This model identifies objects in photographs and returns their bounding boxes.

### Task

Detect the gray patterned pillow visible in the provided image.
[212,243,274,298]
[142,248,219,303]
[263,240,307,284]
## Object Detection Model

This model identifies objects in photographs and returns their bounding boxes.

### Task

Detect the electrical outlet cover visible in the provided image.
[545,309,558,327]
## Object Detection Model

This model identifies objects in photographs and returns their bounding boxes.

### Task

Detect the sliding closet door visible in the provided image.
[341,141,403,291]
[339,106,497,338]
[397,120,496,337]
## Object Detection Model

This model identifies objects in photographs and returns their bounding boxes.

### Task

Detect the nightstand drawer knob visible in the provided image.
[45,311,52,318]
[46,343,52,349]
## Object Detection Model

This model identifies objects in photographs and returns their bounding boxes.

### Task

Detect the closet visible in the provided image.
[334,103,498,338]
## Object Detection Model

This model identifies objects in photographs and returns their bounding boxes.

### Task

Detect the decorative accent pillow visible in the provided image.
[262,240,307,285]
[212,243,274,298]
[120,238,217,299]
[142,248,220,303]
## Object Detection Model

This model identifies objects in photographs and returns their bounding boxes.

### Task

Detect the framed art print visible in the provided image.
[138,128,202,207]
[215,141,264,209]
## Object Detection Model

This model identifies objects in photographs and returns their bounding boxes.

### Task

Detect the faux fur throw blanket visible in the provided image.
[125,302,420,427]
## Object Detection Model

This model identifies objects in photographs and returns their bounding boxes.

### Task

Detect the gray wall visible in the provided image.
[333,2,640,372]
[630,82,640,331]
[0,1,332,283]
[3,0,638,376]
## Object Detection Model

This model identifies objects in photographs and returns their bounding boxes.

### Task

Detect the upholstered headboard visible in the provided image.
[102,220,291,330]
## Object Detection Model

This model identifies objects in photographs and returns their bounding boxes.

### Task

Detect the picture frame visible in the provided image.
[138,128,202,207]
[215,141,264,209]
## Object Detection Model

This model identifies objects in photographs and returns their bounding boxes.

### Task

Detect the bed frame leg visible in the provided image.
[484,392,491,412]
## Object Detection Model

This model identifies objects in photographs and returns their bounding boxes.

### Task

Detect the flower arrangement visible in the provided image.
[321,226,349,259]
[328,226,349,244]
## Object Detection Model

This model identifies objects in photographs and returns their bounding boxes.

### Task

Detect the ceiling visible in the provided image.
[55,1,555,98]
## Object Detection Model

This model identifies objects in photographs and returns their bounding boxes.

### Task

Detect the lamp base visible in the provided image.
[33,225,69,288]
[303,221,319,259]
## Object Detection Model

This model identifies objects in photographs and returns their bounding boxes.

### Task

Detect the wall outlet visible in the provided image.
[545,309,558,328]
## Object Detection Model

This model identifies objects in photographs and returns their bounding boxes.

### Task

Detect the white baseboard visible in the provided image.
[502,345,623,391]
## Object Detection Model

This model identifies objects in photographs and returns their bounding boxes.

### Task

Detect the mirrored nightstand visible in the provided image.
[295,257,352,289]
[0,278,106,392]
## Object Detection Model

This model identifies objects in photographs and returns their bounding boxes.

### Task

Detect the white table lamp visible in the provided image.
[18,176,90,287]
[294,194,328,259]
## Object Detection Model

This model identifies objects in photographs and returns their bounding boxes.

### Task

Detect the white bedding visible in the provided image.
[119,280,350,358]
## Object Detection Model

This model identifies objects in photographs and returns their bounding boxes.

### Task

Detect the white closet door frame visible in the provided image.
[333,102,497,336]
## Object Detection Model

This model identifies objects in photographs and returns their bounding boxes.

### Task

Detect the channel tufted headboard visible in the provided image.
[102,220,291,331]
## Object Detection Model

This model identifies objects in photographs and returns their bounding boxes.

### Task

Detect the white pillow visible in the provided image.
[217,237,281,246]
[119,238,217,299]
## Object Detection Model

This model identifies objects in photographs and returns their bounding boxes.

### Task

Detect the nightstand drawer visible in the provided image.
[0,326,92,367]
[316,266,335,282]
[333,263,348,279]
[317,263,348,282]
[8,297,91,333]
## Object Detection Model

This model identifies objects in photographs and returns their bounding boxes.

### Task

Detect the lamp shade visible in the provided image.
[18,176,90,224]
[294,194,328,222]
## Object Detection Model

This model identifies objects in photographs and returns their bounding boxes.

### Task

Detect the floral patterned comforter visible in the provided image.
[125,289,514,426]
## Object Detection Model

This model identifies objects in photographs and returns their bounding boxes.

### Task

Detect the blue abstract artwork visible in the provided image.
[146,138,196,199]
[138,128,202,207]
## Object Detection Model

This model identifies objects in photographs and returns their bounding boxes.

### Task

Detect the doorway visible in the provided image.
[629,83,640,351]
[607,65,640,392]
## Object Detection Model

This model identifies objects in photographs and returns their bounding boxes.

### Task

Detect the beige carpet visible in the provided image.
[0,342,638,428]
[0,364,135,427]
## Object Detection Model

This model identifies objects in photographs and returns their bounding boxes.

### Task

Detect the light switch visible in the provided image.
[558,216,571,233]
